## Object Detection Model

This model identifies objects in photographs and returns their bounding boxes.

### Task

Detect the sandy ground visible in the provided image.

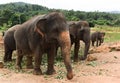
[0,35,120,83]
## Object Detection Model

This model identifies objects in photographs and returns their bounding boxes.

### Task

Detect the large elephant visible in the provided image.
[91,31,105,47]
[3,24,21,62]
[68,21,90,62]
[14,12,73,80]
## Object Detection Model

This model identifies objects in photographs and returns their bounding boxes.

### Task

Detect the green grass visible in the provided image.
[91,25,120,32]
[105,32,120,42]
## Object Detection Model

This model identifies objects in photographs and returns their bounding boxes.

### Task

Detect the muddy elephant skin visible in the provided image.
[14,12,73,80]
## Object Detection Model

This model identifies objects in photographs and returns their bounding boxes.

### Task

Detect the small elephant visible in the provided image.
[3,24,21,62]
[68,21,90,62]
[14,12,73,80]
[91,31,105,47]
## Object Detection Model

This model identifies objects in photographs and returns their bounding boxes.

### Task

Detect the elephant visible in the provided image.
[68,21,90,62]
[91,31,105,47]
[14,12,73,80]
[3,24,21,62]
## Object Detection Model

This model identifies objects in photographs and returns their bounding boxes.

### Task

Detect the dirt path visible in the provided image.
[0,51,120,83]
[0,34,120,83]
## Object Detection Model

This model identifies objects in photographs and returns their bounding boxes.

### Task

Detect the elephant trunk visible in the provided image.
[59,31,73,80]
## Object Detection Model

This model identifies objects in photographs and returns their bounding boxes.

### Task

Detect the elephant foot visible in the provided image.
[4,58,12,62]
[15,65,22,70]
[26,65,34,69]
[74,59,79,62]
[8,59,12,62]
[26,63,34,69]
[3,58,8,62]
[80,57,86,60]
[33,68,42,75]
[46,69,56,75]
[67,72,73,80]
[4,59,7,62]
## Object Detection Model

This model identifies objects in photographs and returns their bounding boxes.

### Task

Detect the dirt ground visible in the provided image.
[0,35,120,83]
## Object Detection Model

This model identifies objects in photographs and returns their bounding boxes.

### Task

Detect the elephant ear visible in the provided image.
[69,23,76,39]
[34,19,46,38]
[98,32,102,38]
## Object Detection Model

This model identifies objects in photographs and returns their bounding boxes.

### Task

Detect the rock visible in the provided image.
[89,45,110,54]
[86,55,97,61]
[115,47,120,51]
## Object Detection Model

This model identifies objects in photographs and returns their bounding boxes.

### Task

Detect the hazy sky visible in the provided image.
[0,0,120,12]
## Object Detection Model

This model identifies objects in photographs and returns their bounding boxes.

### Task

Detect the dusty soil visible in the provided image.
[0,35,120,83]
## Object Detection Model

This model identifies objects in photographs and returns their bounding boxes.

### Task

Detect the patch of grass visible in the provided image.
[4,57,27,73]
[4,61,16,70]
[105,32,120,42]
[92,26,120,32]
[86,61,97,67]
[55,70,66,80]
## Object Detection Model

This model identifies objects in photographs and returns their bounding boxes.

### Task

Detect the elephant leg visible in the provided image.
[71,41,74,47]
[55,46,58,58]
[46,45,56,75]
[81,41,90,60]
[33,49,42,75]
[26,56,33,69]
[4,49,13,62]
[96,40,99,47]
[7,50,13,61]
[74,41,80,62]
[4,48,10,62]
[15,50,23,69]
[92,41,95,46]
[99,40,102,46]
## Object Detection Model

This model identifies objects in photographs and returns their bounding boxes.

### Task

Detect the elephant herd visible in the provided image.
[2,12,105,80]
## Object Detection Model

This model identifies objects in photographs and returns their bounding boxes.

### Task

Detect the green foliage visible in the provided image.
[86,61,98,67]
[105,32,120,42]
[0,2,120,30]
[88,21,95,27]
[0,2,49,29]
[0,23,10,31]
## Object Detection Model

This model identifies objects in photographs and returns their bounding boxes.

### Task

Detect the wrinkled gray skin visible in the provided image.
[68,21,90,62]
[14,12,73,80]
[91,31,105,47]
[3,24,21,62]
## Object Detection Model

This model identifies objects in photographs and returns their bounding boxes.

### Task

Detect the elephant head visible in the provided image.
[34,12,73,80]
[69,21,90,40]
[76,21,90,38]
[98,32,105,43]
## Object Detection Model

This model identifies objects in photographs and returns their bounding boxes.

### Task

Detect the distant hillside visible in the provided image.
[0,2,49,13]
[110,11,120,14]
[0,2,120,29]
[0,2,52,27]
